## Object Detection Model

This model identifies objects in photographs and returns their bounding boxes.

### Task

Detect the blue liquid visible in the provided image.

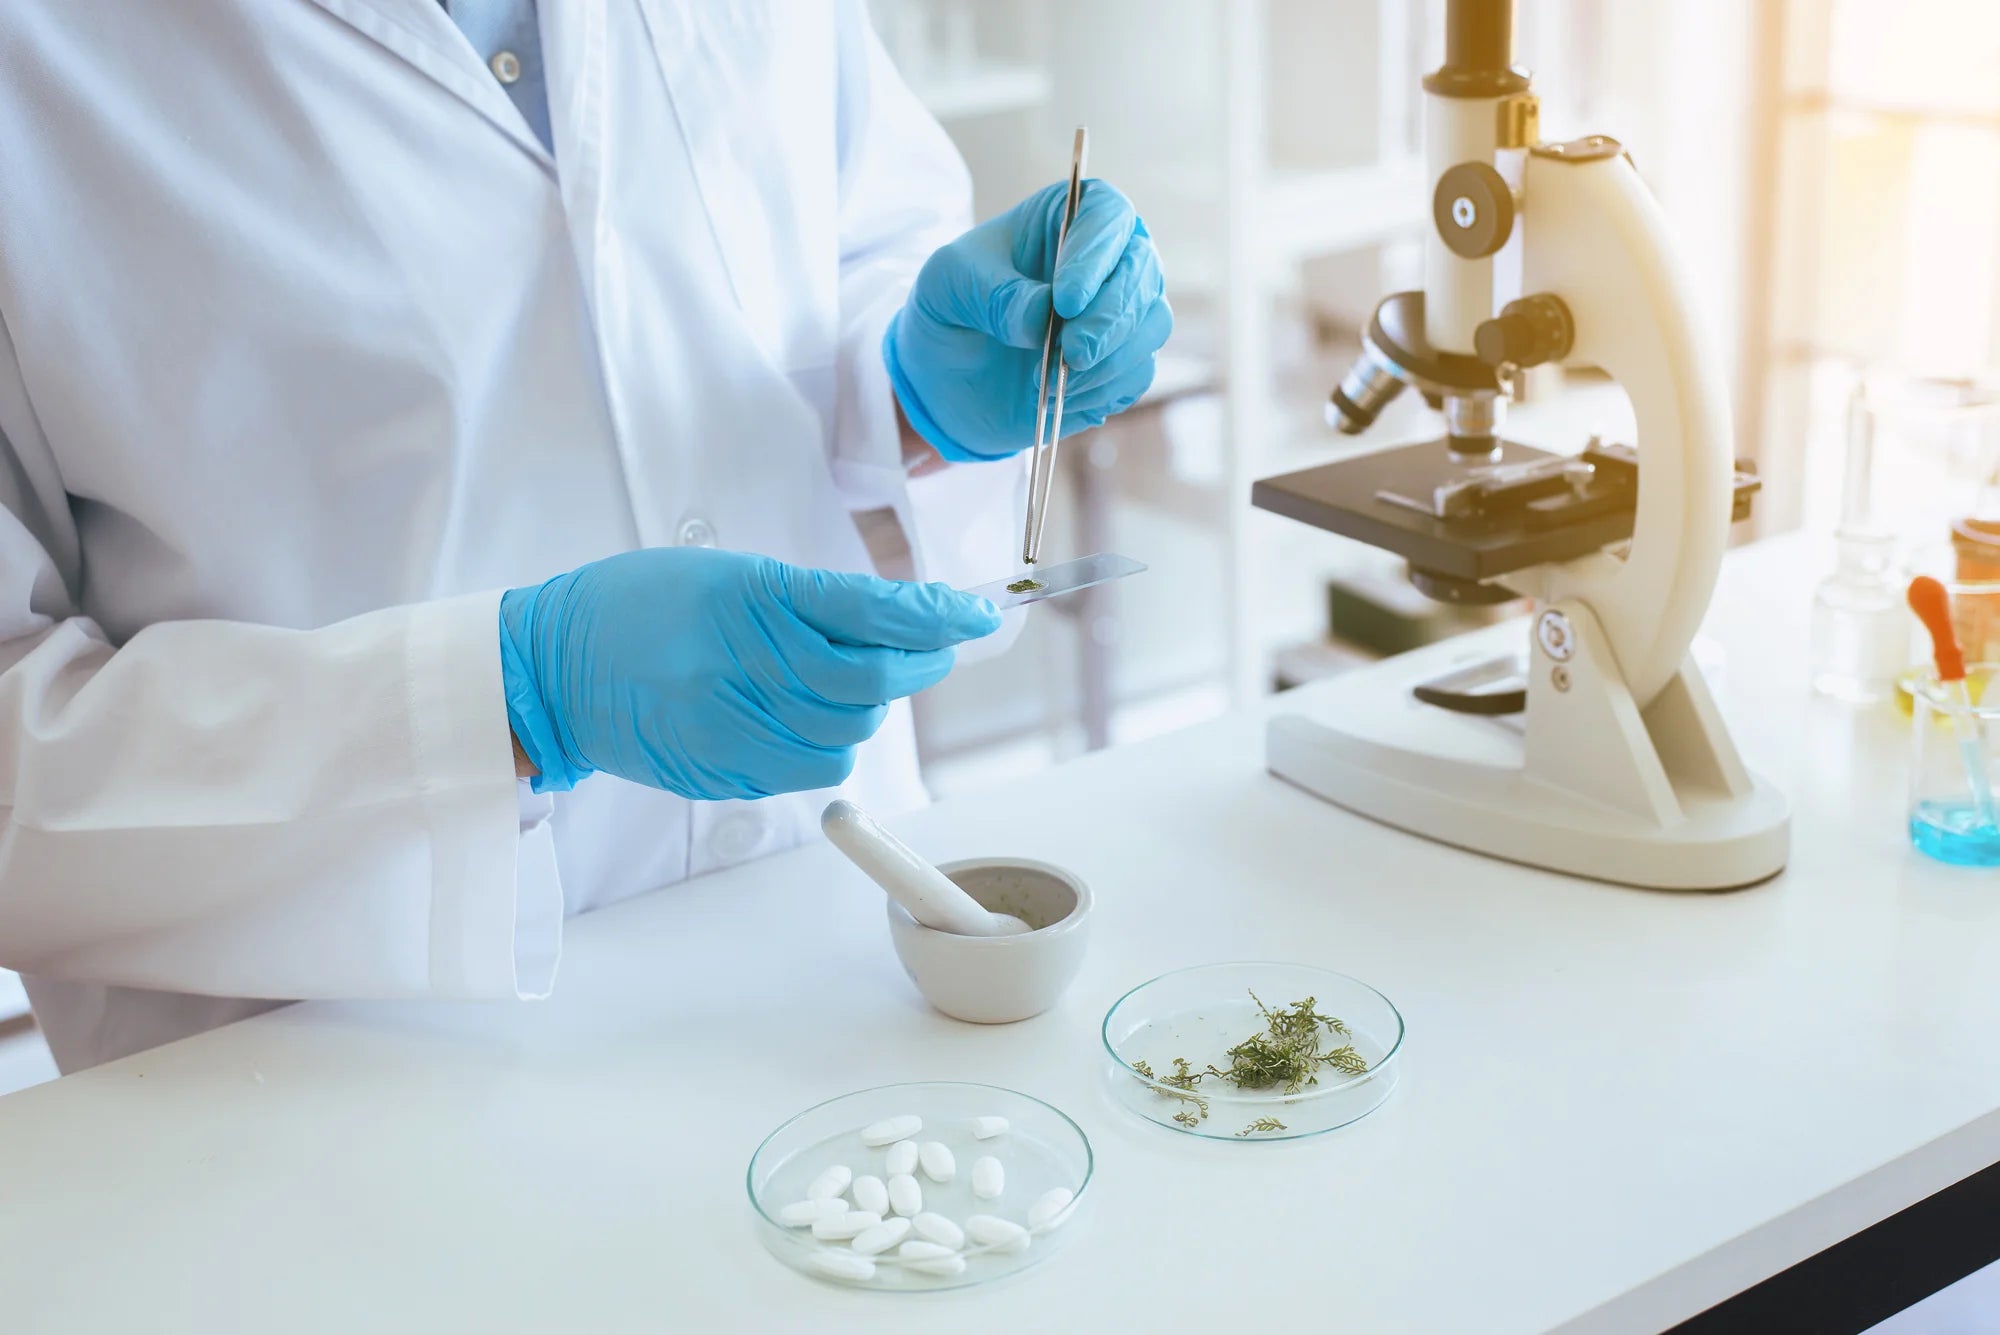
[1910,801,2000,867]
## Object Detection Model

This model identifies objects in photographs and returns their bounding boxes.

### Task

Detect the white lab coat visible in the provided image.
[0,0,1022,1071]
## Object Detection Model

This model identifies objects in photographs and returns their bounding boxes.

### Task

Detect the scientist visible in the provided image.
[0,1,1169,1070]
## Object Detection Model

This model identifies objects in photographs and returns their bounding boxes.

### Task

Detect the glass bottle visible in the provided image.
[1810,384,1907,702]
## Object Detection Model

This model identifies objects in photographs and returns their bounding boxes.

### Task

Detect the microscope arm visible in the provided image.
[1511,148,1736,709]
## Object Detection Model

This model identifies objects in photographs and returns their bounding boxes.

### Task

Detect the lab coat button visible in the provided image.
[710,812,762,862]
[490,51,523,85]
[677,517,717,548]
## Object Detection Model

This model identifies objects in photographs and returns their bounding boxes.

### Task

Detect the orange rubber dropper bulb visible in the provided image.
[1908,576,1965,682]
[1909,574,1998,832]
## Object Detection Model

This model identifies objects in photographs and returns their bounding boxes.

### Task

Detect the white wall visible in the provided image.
[1586,1,1758,399]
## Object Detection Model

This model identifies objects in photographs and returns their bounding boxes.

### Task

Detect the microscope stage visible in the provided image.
[1251,438,1758,585]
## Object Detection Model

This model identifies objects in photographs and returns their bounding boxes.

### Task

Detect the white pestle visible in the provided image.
[822,800,1030,937]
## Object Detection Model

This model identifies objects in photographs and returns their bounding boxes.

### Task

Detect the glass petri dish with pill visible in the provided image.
[746,1081,1091,1291]
[1101,961,1403,1141]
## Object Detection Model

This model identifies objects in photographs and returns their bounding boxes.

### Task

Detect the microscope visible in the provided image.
[1253,0,1789,889]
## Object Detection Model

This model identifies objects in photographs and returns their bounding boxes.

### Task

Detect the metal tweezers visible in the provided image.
[1022,126,1090,567]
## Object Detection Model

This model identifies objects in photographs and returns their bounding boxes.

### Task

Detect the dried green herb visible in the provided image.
[1195,993,1364,1095]
[1321,1045,1368,1076]
[1131,1058,1209,1121]
[1006,577,1045,594]
[1130,990,1370,1126]
[1236,1118,1287,1136]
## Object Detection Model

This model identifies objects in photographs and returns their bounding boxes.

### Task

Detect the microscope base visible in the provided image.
[1267,627,1791,891]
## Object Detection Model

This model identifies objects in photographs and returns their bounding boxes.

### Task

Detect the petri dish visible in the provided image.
[1101,961,1403,1141]
[745,1081,1091,1292]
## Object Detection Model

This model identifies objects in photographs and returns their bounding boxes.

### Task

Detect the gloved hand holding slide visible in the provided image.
[499,549,1003,799]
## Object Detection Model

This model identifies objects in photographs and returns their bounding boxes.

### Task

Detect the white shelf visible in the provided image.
[1257,159,1428,270]
[909,61,1051,121]
[1118,158,1425,297]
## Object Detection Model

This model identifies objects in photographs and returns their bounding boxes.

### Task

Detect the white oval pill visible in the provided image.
[971,1116,1009,1140]
[917,1141,956,1183]
[860,1114,921,1147]
[886,1173,922,1218]
[811,1210,880,1241]
[910,1212,964,1249]
[806,1251,876,1282]
[1027,1187,1075,1231]
[964,1214,1030,1253]
[777,1199,842,1228]
[806,1164,852,1201]
[850,1174,888,1216]
[897,1240,967,1277]
[883,1140,919,1176]
[970,1156,1004,1200]
[849,1216,912,1256]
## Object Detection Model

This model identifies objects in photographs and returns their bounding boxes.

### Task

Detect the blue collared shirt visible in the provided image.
[441,0,552,152]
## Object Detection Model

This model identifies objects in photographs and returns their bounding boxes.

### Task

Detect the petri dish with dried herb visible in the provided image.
[1100,962,1403,1140]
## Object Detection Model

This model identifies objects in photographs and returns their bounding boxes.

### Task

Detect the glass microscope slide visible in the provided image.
[960,552,1148,610]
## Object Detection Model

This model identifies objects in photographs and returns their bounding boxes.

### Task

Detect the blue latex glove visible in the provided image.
[883,179,1172,462]
[497,548,1001,799]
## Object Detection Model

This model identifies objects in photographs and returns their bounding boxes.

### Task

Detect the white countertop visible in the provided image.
[3,534,1996,1335]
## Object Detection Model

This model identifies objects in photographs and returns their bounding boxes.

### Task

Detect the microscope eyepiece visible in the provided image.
[1424,0,1529,98]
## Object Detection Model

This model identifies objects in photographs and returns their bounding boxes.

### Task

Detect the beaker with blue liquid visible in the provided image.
[1910,663,2000,866]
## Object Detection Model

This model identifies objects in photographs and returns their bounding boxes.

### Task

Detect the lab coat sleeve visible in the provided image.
[0,324,561,1003]
[826,0,1025,658]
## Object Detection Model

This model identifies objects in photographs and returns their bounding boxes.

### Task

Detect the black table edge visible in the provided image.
[1667,1154,2000,1333]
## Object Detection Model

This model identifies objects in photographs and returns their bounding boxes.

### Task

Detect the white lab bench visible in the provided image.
[2,534,1996,1335]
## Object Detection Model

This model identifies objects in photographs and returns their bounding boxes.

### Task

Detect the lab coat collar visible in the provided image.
[300,0,558,172]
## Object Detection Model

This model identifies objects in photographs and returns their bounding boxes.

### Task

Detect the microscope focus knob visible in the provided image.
[1474,294,1576,369]
[1434,162,1514,259]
